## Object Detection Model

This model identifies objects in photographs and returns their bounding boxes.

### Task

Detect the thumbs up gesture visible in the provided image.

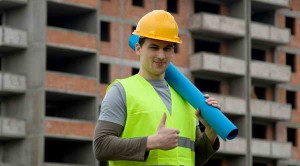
[146,112,180,150]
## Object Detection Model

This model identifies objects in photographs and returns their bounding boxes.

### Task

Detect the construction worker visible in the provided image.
[93,10,220,166]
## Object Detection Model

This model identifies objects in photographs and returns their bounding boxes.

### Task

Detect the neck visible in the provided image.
[138,70,165,80]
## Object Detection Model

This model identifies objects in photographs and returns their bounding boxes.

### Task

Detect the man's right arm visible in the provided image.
[93,120,149,161]
[93,83,149,161]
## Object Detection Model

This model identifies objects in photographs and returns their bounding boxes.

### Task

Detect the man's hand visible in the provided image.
[146,112,179,150]
[195,94,221,144]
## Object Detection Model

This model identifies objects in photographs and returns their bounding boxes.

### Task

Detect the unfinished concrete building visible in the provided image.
[0,0,299,166]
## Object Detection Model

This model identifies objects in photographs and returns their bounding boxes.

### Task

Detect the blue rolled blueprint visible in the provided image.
[128,34,238,140]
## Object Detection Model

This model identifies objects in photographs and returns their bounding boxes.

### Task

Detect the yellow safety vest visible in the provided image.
[109,74,196,166]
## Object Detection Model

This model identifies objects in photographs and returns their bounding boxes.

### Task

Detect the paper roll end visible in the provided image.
[227,128,239,140]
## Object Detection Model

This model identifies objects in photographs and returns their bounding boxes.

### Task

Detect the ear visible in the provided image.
[135,43,141,56]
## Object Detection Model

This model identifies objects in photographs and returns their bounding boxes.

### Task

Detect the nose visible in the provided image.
[157,48,165,59]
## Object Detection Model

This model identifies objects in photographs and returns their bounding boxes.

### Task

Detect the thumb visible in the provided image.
[158,112,167,129]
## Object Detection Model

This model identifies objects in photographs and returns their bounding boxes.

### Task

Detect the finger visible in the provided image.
[158,112,167,129]
[204,94,209,98]
[212,103,221,109]
[205,98,216,102]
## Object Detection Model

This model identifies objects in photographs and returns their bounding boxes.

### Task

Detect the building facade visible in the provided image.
[0,0,299,166]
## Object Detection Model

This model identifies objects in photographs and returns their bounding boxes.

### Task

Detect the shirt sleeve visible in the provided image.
[195,125,220,166]
[93,120,149,161]
[99,82,127,126]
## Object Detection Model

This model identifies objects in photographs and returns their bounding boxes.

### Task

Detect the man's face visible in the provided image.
[136,38,175,80]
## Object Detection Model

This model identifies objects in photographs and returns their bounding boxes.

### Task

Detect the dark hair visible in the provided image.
[138,37,146,46]
[138,37,175,48]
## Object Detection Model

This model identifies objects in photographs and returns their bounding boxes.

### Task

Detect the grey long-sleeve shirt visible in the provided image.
[93,80,219,165]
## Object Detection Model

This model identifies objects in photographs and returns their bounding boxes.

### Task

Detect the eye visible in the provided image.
[149,46,158,50]
[163,47,173,51]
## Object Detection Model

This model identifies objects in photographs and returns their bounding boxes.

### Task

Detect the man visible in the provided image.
[93,10,221,166]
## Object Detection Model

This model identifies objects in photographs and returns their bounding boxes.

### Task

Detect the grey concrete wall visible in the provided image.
[251,60,291,83]
[190,13,245,38]
[190,52,245,76]
[219,137,247,154]
[1,0,47,165]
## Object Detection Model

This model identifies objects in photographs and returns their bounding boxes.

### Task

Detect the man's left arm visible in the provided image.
[195,125,220,166]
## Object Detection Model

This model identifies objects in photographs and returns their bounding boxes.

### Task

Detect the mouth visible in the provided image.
[154,61,166,65]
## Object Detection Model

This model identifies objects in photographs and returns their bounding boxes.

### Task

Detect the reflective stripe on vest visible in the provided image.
[109,74,197,166]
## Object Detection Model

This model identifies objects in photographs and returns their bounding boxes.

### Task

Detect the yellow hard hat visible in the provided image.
[133,10,181,43]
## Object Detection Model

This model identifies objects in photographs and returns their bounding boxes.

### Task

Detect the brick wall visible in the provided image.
[100,0,120,16]
[45,118,95,138]
[99,22,121,57]
[46,72,97,94]
[47,27,97,50]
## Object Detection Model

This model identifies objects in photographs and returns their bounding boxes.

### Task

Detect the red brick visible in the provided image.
[63,0,97,8]
[276,122,286,142]
[45,118,95,138]
[266,124,274,140]
[265,49,273,62]
[124,0,154,20]
[276,51,285,65]
[172,34,189,67]
[99,22,121,57]
[124,24,140,61]
[220,4,229,16]
[220,80,229,95]
[265,87,273,101]
[47,27,97,50]
[277,88,286,104]
[110,64,122,81]
[46,72,97,94]
[295,18,300,37]
[100,0,120,16]
[276,14,285,28]
[290,36,300,49]
[99,84,108,99]
[123,66,133,77]
[290,0,300,12]
[220,43,229,56]
[156,0,191,28]
[296,129,300,159]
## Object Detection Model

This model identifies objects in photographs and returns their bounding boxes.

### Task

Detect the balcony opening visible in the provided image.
[252,48,265,61]
[131,26,136,33]
[194,39,220,54]
[194,0,219,14]
[132,0,144,7]
[47,1,96,33]
[254,86,266,100]
[132,67,139,75]
[100,21,110,42]
[167,0,178,13]
[286,90,296,109]
[253,163,267,166]
[194,78,220,94]
[252,123,266,139]
[100,63,110,84]
[46,92,95,121]
[203,158,222,166]
[45,138,93,165]
[47,47,95,77]
[251,11,275,25]
[287,128,297,146]
[285,16,295,35]
[286,53,296,72]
